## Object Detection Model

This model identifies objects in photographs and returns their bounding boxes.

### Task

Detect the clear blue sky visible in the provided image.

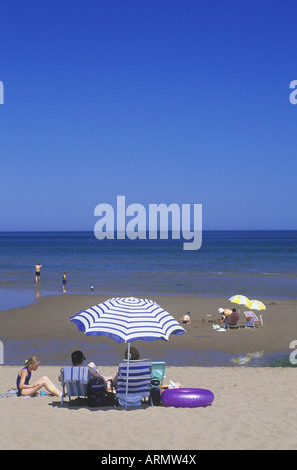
[0,0,296,230]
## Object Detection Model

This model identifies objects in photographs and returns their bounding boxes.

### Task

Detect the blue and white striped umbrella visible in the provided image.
[71,296,185,343]
[71,297,185,408]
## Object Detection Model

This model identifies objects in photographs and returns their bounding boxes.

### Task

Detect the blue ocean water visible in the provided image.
[0,230,296,310]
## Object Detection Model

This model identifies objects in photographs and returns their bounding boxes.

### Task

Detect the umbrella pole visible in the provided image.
[125,342,130,410]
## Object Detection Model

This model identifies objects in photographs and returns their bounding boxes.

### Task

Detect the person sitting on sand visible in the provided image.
[16,356,62,398]
[58,350,112,384]
[218,308,232,323]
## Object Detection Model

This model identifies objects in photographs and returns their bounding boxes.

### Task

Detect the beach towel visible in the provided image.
[0,388,18,398]
[212,324,226,332]
[0,388,51,399]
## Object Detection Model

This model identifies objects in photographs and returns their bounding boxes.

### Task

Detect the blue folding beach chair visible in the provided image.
[60,366,91,405]
[115,359,153,408]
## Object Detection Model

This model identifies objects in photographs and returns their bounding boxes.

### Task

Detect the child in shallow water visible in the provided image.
[16,356,62,397]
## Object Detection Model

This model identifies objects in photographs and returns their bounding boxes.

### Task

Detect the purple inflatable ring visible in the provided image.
[161,388,214,408]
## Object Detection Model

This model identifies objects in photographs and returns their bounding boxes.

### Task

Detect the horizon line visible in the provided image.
[0,229,296,233]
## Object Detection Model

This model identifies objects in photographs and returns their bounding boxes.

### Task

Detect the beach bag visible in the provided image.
[87,377,107,407]
[151,377,161,406]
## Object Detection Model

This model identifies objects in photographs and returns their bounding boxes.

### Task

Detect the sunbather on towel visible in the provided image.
[16,356,62,397]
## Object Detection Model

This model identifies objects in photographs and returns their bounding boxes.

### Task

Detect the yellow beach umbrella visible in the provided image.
[247,300,266,311]
[229,295,250,306]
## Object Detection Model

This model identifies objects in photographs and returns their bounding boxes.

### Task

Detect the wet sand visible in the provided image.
[0,294,296,365]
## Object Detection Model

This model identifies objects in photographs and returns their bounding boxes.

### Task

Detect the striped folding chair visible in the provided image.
[60,366,91,404]
[116,359,153,408]
[244,311,264,327]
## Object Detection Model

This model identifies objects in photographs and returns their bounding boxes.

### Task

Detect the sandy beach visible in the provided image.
[0,365,297,450]
[1,294,297,450]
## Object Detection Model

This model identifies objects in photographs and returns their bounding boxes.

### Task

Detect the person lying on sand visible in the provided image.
[180,313,191,324]
[16,356,62,398]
